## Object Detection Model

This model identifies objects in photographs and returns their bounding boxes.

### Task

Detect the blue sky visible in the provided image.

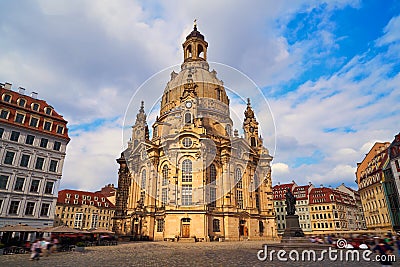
[0,0,399,190]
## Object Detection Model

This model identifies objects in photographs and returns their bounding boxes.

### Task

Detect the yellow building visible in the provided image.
[54,189,115,230]
[113,25,276,241]
[357,142,392,232]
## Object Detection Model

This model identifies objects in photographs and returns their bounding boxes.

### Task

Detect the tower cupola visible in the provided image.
[182,20,208,62]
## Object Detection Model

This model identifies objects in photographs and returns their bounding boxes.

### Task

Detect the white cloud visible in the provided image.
[272,163,290,176]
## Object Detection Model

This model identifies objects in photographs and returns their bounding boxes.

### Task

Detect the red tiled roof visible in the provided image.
[293,185,310,200]
[273,183,295,200]
[0,85,69,140]
[57,189,115,209]
[309,187,355,205]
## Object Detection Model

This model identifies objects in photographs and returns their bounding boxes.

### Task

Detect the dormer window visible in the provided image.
[18,98,26,107]
[2,94,11,102]
[45,107,52,115]
[32,103,40,111]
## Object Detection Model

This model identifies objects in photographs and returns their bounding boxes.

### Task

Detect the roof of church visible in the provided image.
[186,25,205,40]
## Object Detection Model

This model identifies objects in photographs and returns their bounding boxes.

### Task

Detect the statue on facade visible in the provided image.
[285,188,296,215]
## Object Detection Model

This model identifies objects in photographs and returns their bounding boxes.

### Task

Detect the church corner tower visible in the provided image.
[114,23,276,241]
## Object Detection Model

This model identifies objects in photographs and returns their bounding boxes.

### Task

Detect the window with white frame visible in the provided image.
[29,117,39,127]
[15,113,25,124]
[182,159,192,182]
[162,188,168,206]
[4,151,15,165]
[181,184,192,205]
[91,213,98,229]
[74,213,83,228]
[156,219,164,232]
[141,169,146,189]
[162,165,168,186]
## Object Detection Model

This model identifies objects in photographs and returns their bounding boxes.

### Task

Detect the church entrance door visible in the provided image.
[181,218,191,238]
[182,224,190,238]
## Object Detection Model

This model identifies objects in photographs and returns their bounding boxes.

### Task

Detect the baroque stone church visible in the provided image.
[113,24,276,241]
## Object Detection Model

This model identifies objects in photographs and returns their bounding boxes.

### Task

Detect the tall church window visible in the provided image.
[162,165,169,186]
[182,159,192,182]
[141,169,146,189]
[236,190,243,209]
[184,113,192,124]
[181,185,192,205]
[209,187,216,207]
[235,168,242,188]
[162,188,168,206]
[210,164,216,185]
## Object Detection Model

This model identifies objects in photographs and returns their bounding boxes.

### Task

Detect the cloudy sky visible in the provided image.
[1,0,399,191]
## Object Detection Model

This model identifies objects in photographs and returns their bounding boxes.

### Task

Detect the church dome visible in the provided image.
[160,25,229,117]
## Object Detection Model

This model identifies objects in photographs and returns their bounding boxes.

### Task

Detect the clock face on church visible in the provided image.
[249,127,254,133]
[185,101,192,108]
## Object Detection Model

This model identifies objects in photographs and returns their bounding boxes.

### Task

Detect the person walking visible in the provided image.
[30,239,41,261]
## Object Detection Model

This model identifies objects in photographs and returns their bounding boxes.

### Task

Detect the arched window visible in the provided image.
[210,164,216,185]
[2,94,11,102]
[162,165,168,186]
[197,44,204,58]
[182,159,192,182]
[184,113,192,124]
[18,98,26,107]
[235,168,242,188]
[141,169,146,189]
[186,44,192,58]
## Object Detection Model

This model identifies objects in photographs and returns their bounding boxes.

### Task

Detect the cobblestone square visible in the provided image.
[1,241,396,267]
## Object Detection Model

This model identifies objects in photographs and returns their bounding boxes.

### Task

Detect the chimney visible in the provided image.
[4,82,12,90]
[31,92,38,99]
[18,87,26,95]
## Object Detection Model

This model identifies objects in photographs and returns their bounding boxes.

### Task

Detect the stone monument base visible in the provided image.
[282,215,304,238]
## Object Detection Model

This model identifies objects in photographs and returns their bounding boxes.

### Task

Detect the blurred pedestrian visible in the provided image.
[30,239,41,261]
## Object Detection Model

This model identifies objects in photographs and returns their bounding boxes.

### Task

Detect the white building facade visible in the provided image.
[0,82,69,227]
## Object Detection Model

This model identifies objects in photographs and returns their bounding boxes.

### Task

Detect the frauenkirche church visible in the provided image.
[113,24,277,241]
